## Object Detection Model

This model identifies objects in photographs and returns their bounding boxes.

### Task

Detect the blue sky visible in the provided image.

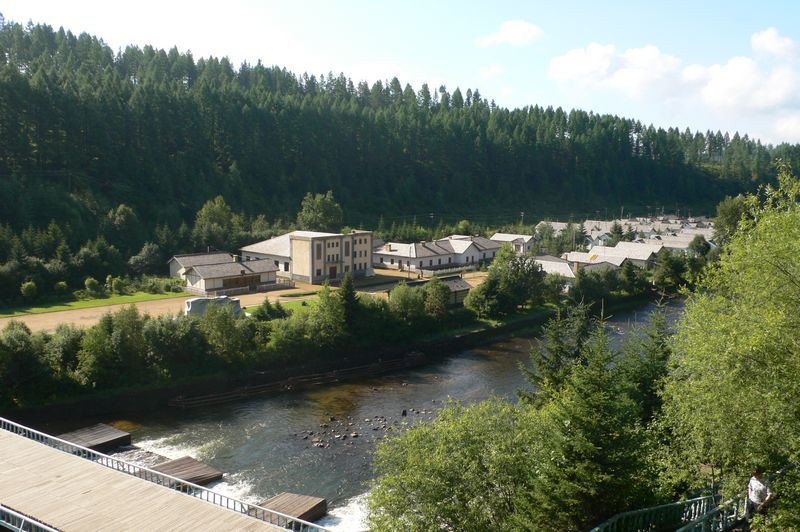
[6,1,800,143]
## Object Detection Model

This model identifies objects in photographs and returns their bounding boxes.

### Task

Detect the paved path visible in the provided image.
[0,430,276,531]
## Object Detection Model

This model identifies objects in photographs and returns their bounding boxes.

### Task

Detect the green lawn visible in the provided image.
[275,298,319,313]
[0,291,187,318]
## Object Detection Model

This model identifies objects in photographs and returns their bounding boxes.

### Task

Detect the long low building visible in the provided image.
[490,233,535,254]
[373,235,501,272]
[184,258,279,296]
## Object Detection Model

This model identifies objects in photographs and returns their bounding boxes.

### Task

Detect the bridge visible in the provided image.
[0,417,330,532]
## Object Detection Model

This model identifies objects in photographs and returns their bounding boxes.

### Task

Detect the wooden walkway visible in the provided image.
[259,493,328,522]
[151,456,223,485]
[0,431,276,531]
[57,423,131,452]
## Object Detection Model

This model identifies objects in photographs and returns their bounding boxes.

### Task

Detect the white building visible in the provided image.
[373,235,501,272]
[490,233,535,254]
[563,251,628,272]
[534,255,576,282]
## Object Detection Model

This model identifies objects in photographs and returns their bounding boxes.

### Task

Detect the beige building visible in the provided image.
[240,230,374,284]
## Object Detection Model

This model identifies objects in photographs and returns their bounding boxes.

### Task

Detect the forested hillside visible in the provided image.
[1,22,795,240]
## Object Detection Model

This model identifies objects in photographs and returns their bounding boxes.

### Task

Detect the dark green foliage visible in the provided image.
[652,252,687,290]
[620,259,648,294]
[518,303,591,406]
[713,194,748,244]
[249,297,289,321]
[421,277,450,320]
[296,191,343,232]
[337,272,358,325]
[128,242,162,275]
[570,267,614,304]
[20,280,37,301]
[465,245,545,318]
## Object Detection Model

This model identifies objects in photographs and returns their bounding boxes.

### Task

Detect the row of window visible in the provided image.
[379,251,496,268]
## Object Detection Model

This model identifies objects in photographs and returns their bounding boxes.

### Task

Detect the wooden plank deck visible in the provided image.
[0,431,277,531]
[260,492,328,522]
[151,456,223,485]
[57,423,131,452]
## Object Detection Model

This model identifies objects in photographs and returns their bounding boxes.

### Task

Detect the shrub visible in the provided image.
[53,281,69,294]
[84,277,102,296]
[20,280,37,301]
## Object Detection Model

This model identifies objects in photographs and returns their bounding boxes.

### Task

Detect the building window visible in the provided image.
[274,260,279,267]
[345,265,349,272]
[390,258,394,265]
[316,269,322,277]
[438,258,442,265]
[345,241,350,256]
[483,253,486,259]
[284,262,289,271]
[429,260,433,266]
[448,257,452,263]
[419,261,423,268]
[380,257,384,263]
[316,243,322,257]
[493,252,496,257]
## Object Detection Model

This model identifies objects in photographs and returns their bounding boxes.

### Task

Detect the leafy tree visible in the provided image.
[296,191,343,232]
[660,169,800,514]
[652,252,687,291]
[192,196,240,250]
[308,284,348,349]
[84,276,102,296]
[367,399,525,531]
[0,321,52,404]
[128,242,162,275]
[421,277,450,320]
[619,259,648,294]
[388,282,426,326]
[688,235,710,258]
[712,194,748,245]
[541,273,567,304]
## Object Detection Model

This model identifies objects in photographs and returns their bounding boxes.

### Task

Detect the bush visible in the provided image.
[84,277,103,297]
[53,281,69,294]
[20,280,37,301]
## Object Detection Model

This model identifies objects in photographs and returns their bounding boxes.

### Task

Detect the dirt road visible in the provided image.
[0,286,313,333]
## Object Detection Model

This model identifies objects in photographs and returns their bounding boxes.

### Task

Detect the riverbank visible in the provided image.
[2,292,661,425]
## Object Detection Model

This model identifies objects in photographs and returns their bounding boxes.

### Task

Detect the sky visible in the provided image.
[5,0,800,144]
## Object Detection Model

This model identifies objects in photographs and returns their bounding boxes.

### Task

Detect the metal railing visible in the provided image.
[590,494,720,532]
[675,494,745,532]
[0,417,330,532]
[0,504,60,532]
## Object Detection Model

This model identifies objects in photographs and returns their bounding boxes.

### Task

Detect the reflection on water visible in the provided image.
[117,301,683,529]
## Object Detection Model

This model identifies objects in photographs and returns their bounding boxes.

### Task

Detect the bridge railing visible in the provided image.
[589,494,720,532]
[674,494,745,532]
[0,504,60,532]
[0,417,331,532]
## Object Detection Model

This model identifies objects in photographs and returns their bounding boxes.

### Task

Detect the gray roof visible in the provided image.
[186,259,278,280]
[170,252,233,268]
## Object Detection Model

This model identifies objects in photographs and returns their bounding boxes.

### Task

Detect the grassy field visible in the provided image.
[277,298,319,313]
[0,292,186,318]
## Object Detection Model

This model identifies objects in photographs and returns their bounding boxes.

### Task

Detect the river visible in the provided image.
[108,301,683,530]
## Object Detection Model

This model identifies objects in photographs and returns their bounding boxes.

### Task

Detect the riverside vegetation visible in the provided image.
[366,167,800,531]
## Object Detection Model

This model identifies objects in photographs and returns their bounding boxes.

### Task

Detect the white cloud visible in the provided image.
[700,57,800,110]
[475,20,543,48]
[773,114,800,143]
[751,27,798,58]
[479,64,505,80]
[547,28,800,143]
[549,43,615,85]
[549,43,679,97]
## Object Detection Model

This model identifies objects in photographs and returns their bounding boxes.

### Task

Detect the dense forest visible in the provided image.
[2,21,797,242]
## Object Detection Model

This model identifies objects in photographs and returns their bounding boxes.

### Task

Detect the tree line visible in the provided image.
[0,22,789,252]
